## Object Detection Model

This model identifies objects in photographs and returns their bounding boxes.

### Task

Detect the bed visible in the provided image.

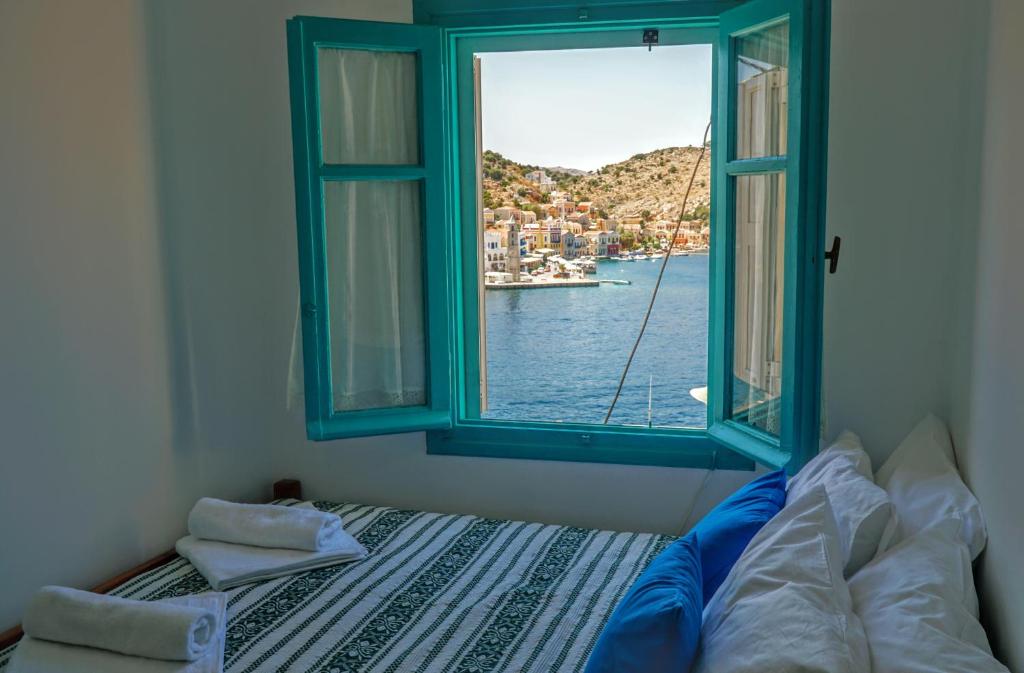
[0,501,673,673]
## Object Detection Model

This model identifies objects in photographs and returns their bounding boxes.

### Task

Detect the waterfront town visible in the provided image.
[482,168,710,287]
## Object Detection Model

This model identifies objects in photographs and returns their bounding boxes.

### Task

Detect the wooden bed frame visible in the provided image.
[0,479,303,652]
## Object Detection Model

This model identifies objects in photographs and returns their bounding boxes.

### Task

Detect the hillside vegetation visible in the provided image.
[481,145,711,225]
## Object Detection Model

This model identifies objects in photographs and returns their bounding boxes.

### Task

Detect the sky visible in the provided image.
[479,44,712,172]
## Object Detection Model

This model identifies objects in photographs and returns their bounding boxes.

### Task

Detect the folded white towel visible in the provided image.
[175,532,367,591]
[9,593,227,673]
[21,587,219,662]
[187,498,344,551]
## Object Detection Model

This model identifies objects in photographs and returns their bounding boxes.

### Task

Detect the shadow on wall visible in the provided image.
[141,0,301,472]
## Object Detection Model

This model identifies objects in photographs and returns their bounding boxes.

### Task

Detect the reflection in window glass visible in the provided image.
[731,172,785,434]
[735,21,789,159]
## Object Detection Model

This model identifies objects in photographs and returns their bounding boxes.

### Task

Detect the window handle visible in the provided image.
[824,236,841,274]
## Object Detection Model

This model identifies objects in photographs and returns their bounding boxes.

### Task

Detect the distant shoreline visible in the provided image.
[485,279,599,290]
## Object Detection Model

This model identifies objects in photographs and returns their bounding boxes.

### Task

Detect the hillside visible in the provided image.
[481,145,711,225]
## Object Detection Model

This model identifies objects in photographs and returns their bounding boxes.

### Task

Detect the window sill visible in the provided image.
[426,420,754,470]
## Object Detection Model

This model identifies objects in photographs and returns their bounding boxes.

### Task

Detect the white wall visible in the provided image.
[825,2,1023,667]
[0,0,277,628]
[823,0,989,467]
[958,0,1024,667]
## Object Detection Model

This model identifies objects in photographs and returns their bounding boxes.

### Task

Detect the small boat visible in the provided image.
[633,253,649,261]
[649,252,665,260]
[617,255,634,262]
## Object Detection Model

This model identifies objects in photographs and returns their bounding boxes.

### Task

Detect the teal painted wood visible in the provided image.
[792,0,830,472]
[708,420,790,468]
[319,165,428,181]
[453,31,480,422]
[317,408,452,439]
[724,156,788,174]
[432,21,752,470]
[706,10,729,465]
[450,25,716,49]
[414,0,743,27]
[428,422,754,471]
[286,17,453,440]
[708,0,830,473]
[287,19,325,438]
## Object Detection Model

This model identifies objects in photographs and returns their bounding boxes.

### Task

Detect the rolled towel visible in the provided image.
[188,498,343,551]
[21,587,219,662]
[9,593,227,673]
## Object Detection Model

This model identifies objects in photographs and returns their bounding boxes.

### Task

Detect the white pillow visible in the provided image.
[695,486,870,673]
[795,430,875,488]
[849,523,1009,673]
[875,414,987,559]
[790,430,895,574]
[788,453,895,576]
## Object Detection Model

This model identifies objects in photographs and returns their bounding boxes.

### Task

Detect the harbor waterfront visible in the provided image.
[486,278,600,290]
[483,255,709,428]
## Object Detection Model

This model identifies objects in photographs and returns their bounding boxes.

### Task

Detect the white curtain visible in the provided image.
[324,181,426,411]
[288,48,426,413]
[318,48,418,165]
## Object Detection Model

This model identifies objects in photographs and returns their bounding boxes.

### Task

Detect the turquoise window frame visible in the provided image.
[285,0,830,473]
[706,0,830,471]
[286,17,453,440]
[425,18,755,471]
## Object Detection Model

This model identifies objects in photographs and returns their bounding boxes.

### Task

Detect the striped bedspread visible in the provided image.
[0,501,673,672]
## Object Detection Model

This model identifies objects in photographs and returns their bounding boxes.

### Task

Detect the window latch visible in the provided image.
[824,236,841,274]
[642,29,659,52]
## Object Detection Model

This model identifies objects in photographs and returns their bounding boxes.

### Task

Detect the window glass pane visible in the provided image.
[318,48,419,165]
[324,180,426,411]
[731,172,785,434]
[735,21,789,159]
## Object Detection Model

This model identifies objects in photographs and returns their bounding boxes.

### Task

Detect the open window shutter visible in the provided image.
[709,0,828,471]
[287,17,451,440]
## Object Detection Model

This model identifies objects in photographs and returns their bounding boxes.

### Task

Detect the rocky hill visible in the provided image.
[481,145,711,225]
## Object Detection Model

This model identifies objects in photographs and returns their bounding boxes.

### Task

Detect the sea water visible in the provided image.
[483,255,709,428]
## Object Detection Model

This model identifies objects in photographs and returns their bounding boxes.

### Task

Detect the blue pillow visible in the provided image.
[691,469,786,605]
[584,534,702,673]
